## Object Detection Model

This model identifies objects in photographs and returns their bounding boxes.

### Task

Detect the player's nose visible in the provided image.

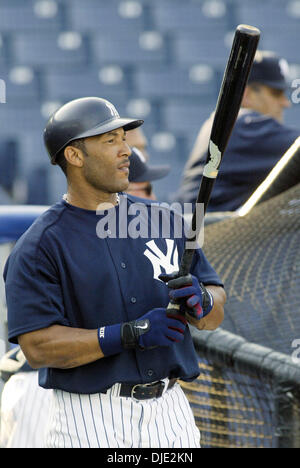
[120,140,132,157]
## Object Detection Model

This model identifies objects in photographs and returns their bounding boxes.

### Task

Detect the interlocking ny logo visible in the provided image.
[144,239,179,281]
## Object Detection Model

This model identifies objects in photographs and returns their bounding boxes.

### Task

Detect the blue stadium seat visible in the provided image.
[1,66,40,103]
[124,97,159,129]
[19,131,49,176]
[43,67,129,102]
[161,99,215,145]
[235,0,300,30]
[10,32,88,68]
[262,26,300,64]
[0,34,8,66]
[0,138,19,193]
[142,129,187,202]
[67,0,146,33]
[151,1,229,32]
[47,165,67,205]
[26,165,50,205]
[0,104,46,138]
[91,31,167,66]
[0,0,64,32]
[172,33,231,67]
[133,66,217,99]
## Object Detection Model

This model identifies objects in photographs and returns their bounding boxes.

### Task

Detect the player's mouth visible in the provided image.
[118,161,130,174]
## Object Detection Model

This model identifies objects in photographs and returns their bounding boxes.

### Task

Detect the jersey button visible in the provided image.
[147,369,154,377]
[130,297,137,303]
[121,262,126,268]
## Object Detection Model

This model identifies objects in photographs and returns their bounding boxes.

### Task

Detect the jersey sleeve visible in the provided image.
[4,244,70,344]
[190,247,224,287]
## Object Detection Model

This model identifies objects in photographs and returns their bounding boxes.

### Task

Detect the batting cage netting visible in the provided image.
[181,327,300,449]
[181,183,300,448]
[203,183,300,356]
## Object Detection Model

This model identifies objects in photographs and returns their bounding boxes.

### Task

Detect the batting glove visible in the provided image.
[159,272,214,320]
[98,308,187,356]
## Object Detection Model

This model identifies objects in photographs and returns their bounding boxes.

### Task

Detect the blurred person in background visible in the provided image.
[174,51,299,211]
[126,127,150,161]
[0,346,52,448]
[126,147,170,200]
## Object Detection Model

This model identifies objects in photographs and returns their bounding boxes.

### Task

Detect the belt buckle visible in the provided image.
[131,382,153,400]
[131,384,141,400]
[131,381,166,400]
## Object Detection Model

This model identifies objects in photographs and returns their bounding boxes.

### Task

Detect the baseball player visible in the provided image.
[4,97,226,448]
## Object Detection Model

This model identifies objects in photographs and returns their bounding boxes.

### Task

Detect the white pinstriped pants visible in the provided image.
[45,382,200,448]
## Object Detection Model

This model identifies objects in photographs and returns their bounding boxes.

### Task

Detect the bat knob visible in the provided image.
[237,24,261,36]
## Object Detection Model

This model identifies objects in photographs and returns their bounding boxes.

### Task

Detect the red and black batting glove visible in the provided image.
[159,272,214,321]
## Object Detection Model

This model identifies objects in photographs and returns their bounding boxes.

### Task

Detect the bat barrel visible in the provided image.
[212,24,261,155]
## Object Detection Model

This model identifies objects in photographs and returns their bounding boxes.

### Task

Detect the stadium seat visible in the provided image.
[0,105,46,140]
[151,0,229,32]
[161,99,215,148]
[0,34,8,66]
[43,66,130,102]
[172,33,231,67]
[0,0,64,32]
[10,32,88,68]
[133,66,217,99]
[67,0,146,33]
[0,138,19,193]
[47,166,67,205]
[19,131,49,176]
[125,97,159,129]
[91,31,167,66]
[235,0,300,30]
[26,165,50,205]
[1,66,40,103]
[262,26,300,64]
[143,130,187,202]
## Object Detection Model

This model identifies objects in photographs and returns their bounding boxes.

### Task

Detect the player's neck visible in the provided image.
[64,185,119,211]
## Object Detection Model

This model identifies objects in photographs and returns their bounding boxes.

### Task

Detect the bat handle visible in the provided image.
[166,299,185,316]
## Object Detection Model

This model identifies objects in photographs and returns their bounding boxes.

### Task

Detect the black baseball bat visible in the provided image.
[167,24,260,312]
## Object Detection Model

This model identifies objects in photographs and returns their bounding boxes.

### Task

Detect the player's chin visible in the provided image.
[116,176,130,193]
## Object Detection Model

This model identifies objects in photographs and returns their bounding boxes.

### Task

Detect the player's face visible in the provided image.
[81,128,132,193]
[250,85,291,122]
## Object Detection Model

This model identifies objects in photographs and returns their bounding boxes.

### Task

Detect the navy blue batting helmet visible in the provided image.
[44,97,144,164]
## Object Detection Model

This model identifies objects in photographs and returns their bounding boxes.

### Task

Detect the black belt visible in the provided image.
[116,378,177,400]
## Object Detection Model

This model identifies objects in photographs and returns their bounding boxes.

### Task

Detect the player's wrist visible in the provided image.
[97,318,151,356]
[97,323,123,356]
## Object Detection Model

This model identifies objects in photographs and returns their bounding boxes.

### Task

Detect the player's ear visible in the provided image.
[64,145,84,168]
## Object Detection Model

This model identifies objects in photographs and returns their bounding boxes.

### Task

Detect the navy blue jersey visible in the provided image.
[4,195,222,394]
[175,110,299,211]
